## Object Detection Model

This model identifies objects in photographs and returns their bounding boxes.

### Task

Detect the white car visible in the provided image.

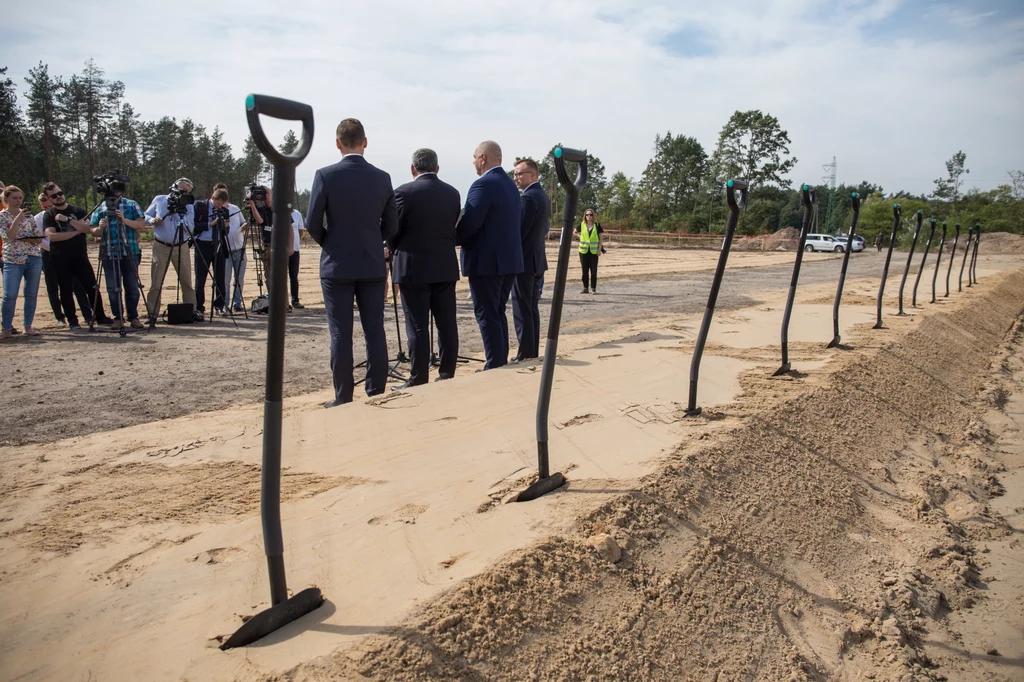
[804,233,845,252]
[835,235,865,252]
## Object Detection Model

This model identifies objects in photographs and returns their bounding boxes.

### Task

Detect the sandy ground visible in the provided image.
[1,244,1021,681]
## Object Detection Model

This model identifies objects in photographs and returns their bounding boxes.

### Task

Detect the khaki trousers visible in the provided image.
[147,240,196,317]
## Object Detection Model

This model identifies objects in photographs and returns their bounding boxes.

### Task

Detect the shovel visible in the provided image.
[970,225,980,285]
[873,204,901,329]
[911,218,937,308]
[826,192,860,348]
[685,179,747,416]
[958,226,973,291]
[897,211,923,315]
[930,221,947,303]
[516,146,587,503]
[774,184,815,376]
[222,94,323,649]
[943,223,960,297]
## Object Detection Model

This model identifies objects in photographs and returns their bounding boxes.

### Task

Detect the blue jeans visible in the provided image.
[2,256,43,330]
[224,248,247,308]
[102,253,142,321]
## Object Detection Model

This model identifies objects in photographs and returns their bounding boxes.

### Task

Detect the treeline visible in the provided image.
[1,60,1021,241]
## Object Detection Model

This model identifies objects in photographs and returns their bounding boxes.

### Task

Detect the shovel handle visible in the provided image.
[553,147,587,191]
[245,94,314,167]
[726,179,748,211]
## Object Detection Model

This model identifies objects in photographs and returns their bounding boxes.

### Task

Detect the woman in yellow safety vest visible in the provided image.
[573,208,605,294]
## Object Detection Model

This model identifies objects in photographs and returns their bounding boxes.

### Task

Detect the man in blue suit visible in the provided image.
[455,141,524,369]
[510,158,550,361]
[306,118,398,407]
[389,148,462,388]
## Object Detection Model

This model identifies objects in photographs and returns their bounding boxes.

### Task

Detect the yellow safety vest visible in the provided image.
[579,221,599,254]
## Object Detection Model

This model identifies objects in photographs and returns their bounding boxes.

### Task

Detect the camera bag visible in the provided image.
[166,303,195,324]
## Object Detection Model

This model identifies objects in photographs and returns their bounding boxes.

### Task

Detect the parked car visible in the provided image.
[835,235,865,252]
[804,233,844,252]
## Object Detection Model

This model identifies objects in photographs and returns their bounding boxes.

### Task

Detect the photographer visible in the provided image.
[217,184,247,313]
[289,203,306,309]
[246,184,275,284]
[89,179,147,329]
[193,187,232,316]
[42,182,112,330]
[144,178,198,322]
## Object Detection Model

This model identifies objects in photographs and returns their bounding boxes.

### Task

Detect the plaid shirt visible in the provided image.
[90,197,144,257]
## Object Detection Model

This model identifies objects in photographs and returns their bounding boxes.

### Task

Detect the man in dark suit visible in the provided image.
[306,118,398,407]
[510,158,550,361]
[388,148,462,388]
[455,141,523,369]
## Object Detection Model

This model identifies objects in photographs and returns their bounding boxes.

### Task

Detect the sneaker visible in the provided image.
[216,307,228,317]
[292,301,305,309]
[129,318,145,329]
[193,310,206,322]
[69,322,84,332]
[232,304,244,313]
[25,327,42,337]
[591,287,597,294]
[56,319,68,329]
[581,288,589,294]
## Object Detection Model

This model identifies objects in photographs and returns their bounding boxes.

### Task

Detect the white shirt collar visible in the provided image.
[484,166,505,176]
[524,181,540,191]
[415,171,437,178]
[342,152,363,159]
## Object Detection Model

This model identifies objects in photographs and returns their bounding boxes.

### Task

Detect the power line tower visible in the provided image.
[821,156,838,233]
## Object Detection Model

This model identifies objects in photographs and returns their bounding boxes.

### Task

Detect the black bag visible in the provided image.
[166,303,195,324]
[251,295,270,315]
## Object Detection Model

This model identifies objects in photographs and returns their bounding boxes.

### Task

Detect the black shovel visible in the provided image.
[930,221,947,304]
[516,146,587,503]
[221,94,323,650]
[826,192,860,348]
[911,218,937,308]
[970,225,980,285]
[685,179,747,416]
[958,226,973,291]
[774,184,814,376]
[872,204,901,329]
[897,211,923,315]
[943,223,960,297]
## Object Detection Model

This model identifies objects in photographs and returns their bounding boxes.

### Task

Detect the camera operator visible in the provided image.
[193,187,232,316]
[214,184,247,313]
[246,184,275,285]
[144,177,198,322]
[90,182,147,329]
[42,183,112,330]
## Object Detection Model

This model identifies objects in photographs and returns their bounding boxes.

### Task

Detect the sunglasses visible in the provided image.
[585,213,594,217]
[48,191,64,199]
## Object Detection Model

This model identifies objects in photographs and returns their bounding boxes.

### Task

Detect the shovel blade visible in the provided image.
[515,472,566,503]
[221,587,323,650]
[772,363,792,377]
[826,336,841,349]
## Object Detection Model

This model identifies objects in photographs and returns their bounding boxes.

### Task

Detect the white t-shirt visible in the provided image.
[35,211,50,251]
[291,209,304,252]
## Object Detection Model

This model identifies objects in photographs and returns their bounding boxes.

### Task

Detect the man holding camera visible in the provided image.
[193,187,234,316]
[218,183,247,313]
[89,184,147,329]
[246,184,274,285]
[42,183,112,329]
[144,178,198,322]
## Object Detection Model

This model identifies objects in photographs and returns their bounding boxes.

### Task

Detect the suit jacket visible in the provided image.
[306,154,398,280]
[388,173,461,284]
[455,167,524,277]
[519,182,550,274]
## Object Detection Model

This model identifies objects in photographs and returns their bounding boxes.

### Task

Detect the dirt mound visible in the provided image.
[266,271,1024,682]
[979,231,1024,254]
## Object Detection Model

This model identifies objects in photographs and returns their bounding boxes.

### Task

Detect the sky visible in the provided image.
[4,0,1023,200]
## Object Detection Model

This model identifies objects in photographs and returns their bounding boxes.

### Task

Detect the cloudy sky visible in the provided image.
[5,0,1023,200]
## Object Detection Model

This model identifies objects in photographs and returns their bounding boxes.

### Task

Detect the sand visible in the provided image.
[1,246,1021,682]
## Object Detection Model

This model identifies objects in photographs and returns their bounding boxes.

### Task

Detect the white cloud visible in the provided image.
[5,0,1022,200]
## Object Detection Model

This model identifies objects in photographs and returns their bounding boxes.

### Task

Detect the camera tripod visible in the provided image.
[89,196,148,338]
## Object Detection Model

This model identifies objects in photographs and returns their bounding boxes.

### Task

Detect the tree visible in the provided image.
[632,132,708,231]
[710,110,797,191]
[279,129,299,155]
[0,67,28,189]
[932,150,969,215]
[597,171,635,224]
[24,62,62,180]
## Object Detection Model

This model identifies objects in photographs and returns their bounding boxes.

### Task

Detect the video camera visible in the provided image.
[167,184,196,215]
[93,169,130,198]
[245,182,268,203]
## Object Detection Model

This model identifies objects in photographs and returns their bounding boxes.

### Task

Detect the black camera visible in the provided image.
[166,185,195,215]
[93,169,130,197]
[245,182,268,203]
[214,206,230,221]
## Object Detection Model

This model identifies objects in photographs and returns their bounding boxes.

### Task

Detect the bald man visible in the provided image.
[455,141,524,369]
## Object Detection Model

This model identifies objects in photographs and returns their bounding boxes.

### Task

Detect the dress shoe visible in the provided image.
[580,288,589,294]
[129,318,145,329]
[324,399,348,409]
[292,300,305,309]
[390,379,425,392]
[193,310,206,322]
